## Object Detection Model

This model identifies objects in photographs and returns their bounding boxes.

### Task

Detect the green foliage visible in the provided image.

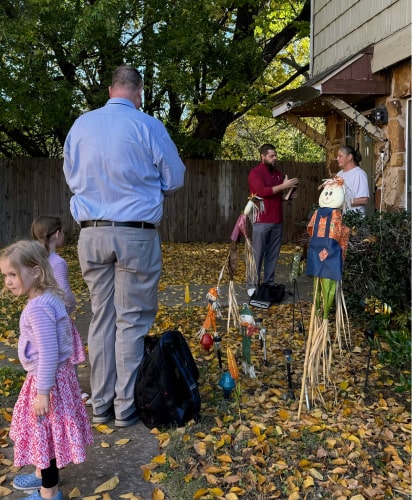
[343,209,411,391]
[342,210,411,313]
[221,113,325,161]
[371,312,411,393]
[0,0,310,158]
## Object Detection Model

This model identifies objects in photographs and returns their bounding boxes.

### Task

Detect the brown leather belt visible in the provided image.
[80,220,155,229]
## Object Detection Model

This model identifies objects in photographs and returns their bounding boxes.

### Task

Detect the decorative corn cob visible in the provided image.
[227,347,239,380]
[184,283,191,303]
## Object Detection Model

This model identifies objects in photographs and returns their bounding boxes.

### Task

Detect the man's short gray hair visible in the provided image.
[111,65,143,90]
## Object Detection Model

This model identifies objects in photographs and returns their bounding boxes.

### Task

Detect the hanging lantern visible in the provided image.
[200,332,214,351]
[218,371,236,399]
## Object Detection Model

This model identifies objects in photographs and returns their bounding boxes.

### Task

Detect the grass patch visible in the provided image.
[0,365,24,396]
[0,365,25,411]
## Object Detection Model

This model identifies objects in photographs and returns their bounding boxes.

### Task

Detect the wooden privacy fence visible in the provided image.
[0,158,326,248]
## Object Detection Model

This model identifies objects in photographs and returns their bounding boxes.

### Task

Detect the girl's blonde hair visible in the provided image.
[31,215,62,253]
[0,240,64,299]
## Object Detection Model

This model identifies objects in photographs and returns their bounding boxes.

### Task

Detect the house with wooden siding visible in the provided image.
[272,0,411,212]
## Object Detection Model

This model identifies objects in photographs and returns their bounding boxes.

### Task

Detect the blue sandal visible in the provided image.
[18,490,63,500]
[13,472,42,491]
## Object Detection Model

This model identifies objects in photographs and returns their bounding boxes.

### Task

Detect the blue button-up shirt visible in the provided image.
[63,98,186,225]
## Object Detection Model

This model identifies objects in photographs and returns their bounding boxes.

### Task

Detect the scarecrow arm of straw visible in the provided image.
[229,241,238,280]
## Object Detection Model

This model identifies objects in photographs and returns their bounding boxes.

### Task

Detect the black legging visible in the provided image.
[41,459,59,488]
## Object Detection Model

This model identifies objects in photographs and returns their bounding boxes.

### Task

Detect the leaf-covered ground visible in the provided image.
[0,242,410,500]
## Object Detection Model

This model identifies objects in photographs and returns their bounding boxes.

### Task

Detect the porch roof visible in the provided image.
[272,46,390,119]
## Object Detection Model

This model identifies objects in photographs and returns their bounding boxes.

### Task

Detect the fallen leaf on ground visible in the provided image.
[94,476,119,493]
[68,486,81,498]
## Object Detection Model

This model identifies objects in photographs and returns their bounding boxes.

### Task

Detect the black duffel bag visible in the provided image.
[249,283,286,308]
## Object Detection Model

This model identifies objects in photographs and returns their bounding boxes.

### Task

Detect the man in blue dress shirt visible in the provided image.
[63,65,186,427]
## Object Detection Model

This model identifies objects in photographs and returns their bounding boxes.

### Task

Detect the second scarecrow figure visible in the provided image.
[198,286,222,352]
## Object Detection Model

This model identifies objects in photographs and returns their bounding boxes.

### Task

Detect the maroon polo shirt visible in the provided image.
[248,162,284,224]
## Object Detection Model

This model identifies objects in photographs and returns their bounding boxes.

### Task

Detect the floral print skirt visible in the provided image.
[10,360,93,469]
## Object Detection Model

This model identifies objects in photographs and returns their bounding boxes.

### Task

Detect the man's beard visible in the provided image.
[263,159,276,171]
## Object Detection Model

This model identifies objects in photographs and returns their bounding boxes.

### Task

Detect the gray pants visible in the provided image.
[248,222,283,288]
[78,226,161,419]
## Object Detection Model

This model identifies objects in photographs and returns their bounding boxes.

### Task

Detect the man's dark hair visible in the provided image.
[259,144,276,156]
[111,65,143,90]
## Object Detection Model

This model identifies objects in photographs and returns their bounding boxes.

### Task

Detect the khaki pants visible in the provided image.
[78,226,161,420]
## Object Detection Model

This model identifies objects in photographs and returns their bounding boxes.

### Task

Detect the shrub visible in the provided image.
[379,337,411,392]
[368,310,411,393]
[342,210,411,313]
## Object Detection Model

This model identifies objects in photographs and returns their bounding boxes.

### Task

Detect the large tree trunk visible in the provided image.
[190,0,311,159]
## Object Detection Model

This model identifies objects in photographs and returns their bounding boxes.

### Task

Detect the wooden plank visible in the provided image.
[323,96,387,140]
[283,114,331,149]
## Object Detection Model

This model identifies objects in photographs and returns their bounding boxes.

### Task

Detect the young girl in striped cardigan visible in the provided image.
[0,240,93,500]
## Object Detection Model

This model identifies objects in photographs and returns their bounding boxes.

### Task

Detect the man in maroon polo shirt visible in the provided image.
[247,144,299,296]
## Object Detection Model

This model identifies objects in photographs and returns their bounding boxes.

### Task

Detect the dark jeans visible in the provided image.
[248,222,283,289]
